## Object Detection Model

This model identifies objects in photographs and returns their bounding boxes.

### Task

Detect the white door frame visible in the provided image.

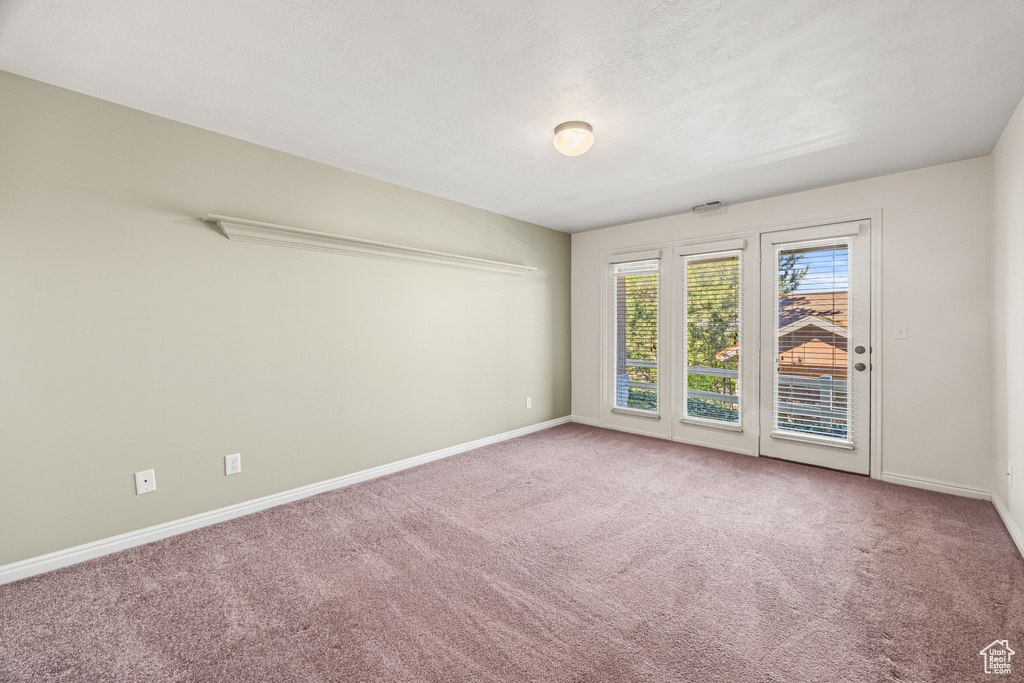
[758,220,871,474]
[748,210,882,478]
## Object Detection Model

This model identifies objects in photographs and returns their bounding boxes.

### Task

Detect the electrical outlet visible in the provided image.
[135,469,156,495]
[894,322,908,339]
[526,397,532,409]
[225,453,241,476]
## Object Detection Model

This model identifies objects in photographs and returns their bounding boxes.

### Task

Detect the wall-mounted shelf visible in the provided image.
[204,214,537,276]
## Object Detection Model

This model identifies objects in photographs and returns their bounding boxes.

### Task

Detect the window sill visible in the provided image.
[679,417,743,432]
[611,407,661,420]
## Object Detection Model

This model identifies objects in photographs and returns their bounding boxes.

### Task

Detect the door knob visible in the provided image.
[855,362,867,372]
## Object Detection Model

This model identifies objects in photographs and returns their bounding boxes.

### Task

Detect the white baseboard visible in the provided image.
[992,493,1024,560]
[0,416,572,585]
[880,471,992,500]
[571,415,600,427]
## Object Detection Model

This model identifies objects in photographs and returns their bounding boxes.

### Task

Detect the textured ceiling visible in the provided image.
[1,0,1023,232]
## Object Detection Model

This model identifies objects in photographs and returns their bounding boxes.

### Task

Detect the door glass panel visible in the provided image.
[773,241,851,441]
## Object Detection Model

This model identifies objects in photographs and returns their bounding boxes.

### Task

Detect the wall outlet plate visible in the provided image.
[135,469,156,495]
[526,397,532,409]
[225,453,241,476]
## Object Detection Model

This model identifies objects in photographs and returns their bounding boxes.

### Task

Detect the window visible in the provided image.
[611,258,660,414]
[771,240,852,442]
[681,251,742,426]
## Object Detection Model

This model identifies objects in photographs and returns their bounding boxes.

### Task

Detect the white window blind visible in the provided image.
[612,259,659,413]
[682,251,741,425]
[772,240,852,442]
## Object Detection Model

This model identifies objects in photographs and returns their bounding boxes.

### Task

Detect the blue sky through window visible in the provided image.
[785,245,849,294]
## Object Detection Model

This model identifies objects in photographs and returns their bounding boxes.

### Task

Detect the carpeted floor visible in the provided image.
[2,424,1022,682]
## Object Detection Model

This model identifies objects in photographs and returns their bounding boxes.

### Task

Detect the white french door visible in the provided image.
[758,221,871,474]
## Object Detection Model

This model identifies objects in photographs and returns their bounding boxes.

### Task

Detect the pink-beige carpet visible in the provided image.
[2,424,1022,682]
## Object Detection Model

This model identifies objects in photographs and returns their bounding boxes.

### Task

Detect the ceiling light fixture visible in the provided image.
[553,121,594,157]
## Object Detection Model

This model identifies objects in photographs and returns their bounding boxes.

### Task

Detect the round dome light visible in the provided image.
[553,121,594,157]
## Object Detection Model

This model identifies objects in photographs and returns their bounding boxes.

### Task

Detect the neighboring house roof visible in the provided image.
[777,315,848,339]
[715,291,849,361]
[779,292,848,328]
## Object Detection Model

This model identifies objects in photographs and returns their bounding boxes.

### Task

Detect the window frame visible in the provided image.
[606,249,663,420]
[679,247,744,431]
[673,239,746,431]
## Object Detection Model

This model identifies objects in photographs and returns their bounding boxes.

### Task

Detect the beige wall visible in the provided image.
[572,157,993,491]
[0,72,571,565]
[992,93,1024,537]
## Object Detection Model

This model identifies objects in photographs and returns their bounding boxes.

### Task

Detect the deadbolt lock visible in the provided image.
[854,345,866,354]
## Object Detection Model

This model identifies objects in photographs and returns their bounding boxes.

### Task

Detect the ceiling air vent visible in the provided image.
[691,200,726,214]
